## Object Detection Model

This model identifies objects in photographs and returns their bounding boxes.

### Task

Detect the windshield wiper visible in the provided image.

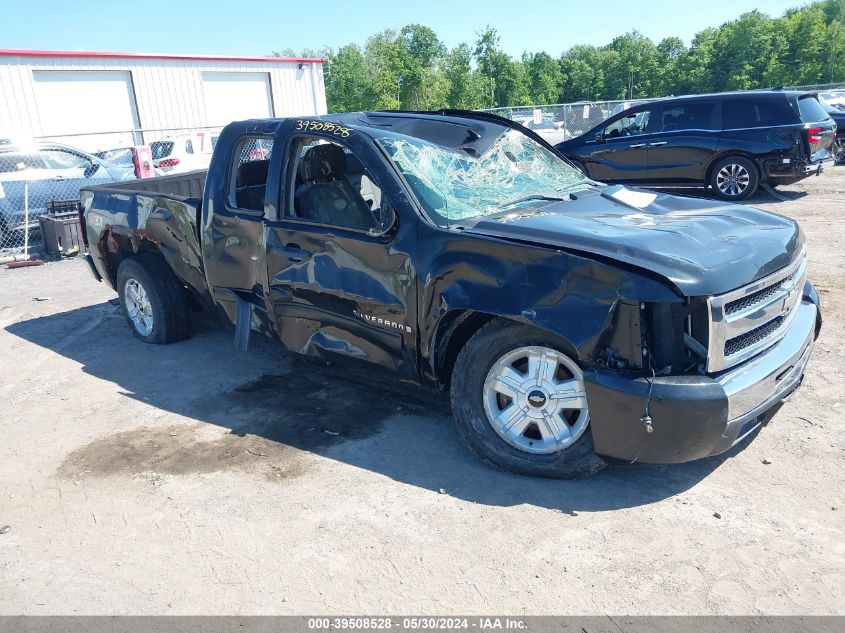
[498,194,569,209]
[557,179,601,192]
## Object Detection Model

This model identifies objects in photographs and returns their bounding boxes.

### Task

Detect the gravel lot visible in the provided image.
[0,169,843,615]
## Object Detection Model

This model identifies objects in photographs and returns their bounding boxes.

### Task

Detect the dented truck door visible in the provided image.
[263,121,418,378]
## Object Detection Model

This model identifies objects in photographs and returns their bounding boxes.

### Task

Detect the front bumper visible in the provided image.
[585,286,820,464]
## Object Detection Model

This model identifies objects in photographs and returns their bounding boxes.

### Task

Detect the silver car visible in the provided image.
[0,142,131,248]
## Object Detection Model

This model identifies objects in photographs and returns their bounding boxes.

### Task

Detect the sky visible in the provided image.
[2,0,808,58]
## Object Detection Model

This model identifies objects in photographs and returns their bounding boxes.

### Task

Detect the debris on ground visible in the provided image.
[762,458,772,465]
[713,512,722,519]
[0,526,11,535]
[6,259,44,269]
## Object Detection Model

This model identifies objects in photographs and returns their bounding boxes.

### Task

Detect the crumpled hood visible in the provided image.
[461,186,803,296]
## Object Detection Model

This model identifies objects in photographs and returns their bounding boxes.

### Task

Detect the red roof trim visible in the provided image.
[0,48,325,64]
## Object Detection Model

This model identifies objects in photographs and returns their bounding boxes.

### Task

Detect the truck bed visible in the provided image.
[81,169,209,301]
[84,168,208,199]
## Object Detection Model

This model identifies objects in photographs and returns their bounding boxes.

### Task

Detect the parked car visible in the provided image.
[555,91,837,200]
[561,101,607,136]
[0,142,130,248]
[80,110,820,478]
[93,145,159,179]
[818,89,845,108]
[150,133,214,174]
[818,94,844,163]
[513,116,571,145]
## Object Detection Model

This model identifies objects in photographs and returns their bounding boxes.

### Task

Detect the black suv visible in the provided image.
[555,91,837,200]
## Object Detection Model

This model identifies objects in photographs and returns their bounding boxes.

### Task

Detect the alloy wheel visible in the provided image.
[124,278,154,337]
[482,346,589,454]
[716,163,751,197]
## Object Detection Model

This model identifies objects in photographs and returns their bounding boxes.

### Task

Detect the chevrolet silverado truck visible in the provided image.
[79,110,822,478]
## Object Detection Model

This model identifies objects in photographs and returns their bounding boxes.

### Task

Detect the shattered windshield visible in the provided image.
[381,128,587,226]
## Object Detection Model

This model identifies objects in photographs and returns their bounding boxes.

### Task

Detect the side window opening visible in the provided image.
[604,110,651,138]
[658,102,717,132]
[723,98,795,129]
[288,136,387,232]
[230,136,274,213]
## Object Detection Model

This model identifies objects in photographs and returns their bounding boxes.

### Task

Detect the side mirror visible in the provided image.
[84,160,100,178]
[595,132,604,143]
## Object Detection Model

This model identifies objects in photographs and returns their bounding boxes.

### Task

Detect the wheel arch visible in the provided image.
[98,228,168,287]
[704,151,761,188]
[430,309,581,389]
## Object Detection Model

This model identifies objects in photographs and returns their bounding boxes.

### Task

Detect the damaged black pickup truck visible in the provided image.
[80,110,822,478]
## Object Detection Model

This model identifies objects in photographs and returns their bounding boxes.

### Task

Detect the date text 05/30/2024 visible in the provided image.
[307,617,528,630]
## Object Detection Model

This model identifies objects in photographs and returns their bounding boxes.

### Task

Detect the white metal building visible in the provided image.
[0,49,327,150]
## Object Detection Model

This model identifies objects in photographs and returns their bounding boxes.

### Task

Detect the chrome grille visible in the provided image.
[724,315,785,357]
[705,252,807,372]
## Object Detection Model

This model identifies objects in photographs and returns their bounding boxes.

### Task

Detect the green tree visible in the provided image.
[277,1,845,112]
[363,29,404,110]
[397,24,448,109]
[324,44,370,112]
[707,11,778,91]
[523,52,562,104]
[656,36,687,95]
[473,26,499,107]
[444,44,486,109]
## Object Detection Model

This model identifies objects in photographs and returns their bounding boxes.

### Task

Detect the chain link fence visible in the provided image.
[480,99,659,146]
[0,126,223,258]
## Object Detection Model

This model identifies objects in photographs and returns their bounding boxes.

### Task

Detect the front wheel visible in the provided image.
[450,320,606,478]
[710,156,759,201]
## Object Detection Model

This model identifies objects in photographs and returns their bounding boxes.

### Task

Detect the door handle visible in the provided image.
[648,142,668,146]
[628,143,647,148]
[272,244,311,263]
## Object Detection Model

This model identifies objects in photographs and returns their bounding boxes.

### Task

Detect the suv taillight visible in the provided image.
[808,127,824,144]
[159,157,180,167]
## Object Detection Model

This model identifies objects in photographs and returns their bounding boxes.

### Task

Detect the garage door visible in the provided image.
[202,72,274,126]
[32,70,141,151]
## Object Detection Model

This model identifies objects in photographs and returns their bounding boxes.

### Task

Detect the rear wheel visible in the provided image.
[116,254,191,344]
[710,156,759,201]
[450,320,606,478]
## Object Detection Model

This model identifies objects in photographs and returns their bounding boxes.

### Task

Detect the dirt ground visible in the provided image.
[0,169,843,616]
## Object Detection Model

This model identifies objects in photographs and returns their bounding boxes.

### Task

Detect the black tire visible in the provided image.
[116,254,191,344]
[709,156,759,201]
[450,319,606,478]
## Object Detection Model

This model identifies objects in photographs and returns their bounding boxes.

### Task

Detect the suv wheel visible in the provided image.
[450,320,606,478]
[116,254,191,344]
[710,156,759,201]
